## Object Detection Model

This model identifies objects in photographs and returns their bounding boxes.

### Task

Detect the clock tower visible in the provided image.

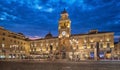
[58,9,71,58]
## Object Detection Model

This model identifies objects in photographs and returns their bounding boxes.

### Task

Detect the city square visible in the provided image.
[0,0,120,70]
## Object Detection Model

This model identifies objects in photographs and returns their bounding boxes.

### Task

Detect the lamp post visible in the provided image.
[69,39,78,61]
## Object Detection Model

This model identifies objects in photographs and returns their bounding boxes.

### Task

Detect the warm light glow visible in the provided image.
[66,34,69,37]
[100,39,103,42]
[33,49,34,51]
[2,44,5,48]
[107,38,110,41]
[103,45,106,48]
[53,48,56,51]
[10,45,12,48]
[51,43,53,45]
[59,26,60,29]
[70,40,72,44]
[59,35,61,38]
[67,25,70,28]
[78,47,81,49]
[34,43,37,47]
[41,43,43,46]
[46,51,49,53]
[31,44,33,47]
[73,47,76,50]
[56,43,58,46]
[42,48,46,51]
[46,43,48,46]
[84,40,86,43]
[90,40,93,42]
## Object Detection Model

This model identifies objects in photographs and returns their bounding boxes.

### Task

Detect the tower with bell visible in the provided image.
[58,9,71,59]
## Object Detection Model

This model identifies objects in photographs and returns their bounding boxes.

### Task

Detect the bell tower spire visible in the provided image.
[58,9,71,38]
[58,9,71,58]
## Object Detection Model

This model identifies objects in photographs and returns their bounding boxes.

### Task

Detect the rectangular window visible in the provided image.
[83,44,87,49]
[2,33,5,35]
[100,43,103,48]
[91,44,94,49]
[2,38,5,41]
[107,43,110,48]
[76,45,79,49]
[90,52,94,58]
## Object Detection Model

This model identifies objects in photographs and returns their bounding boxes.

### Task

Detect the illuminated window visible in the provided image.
[90,44,94,49]
[2,44,5,48]
[107,43,110,48]
[100,43,103,48]
[76,45,79,49]
[83,44,87,49]
[34,43,37,47]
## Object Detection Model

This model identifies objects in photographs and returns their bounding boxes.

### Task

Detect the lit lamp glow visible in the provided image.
[41,43,43,46]
[84,40,87,43]
[107,38,110,41]
[2,44,5,48]
[73,47,76,50]
[90,40,93,42]
[100,39,103,42]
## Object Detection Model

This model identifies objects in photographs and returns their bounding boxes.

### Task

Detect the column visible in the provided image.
[94,47,97,60]
[94,42,99,60]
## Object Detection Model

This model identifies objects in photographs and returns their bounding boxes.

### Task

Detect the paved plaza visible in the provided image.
[0,60,120,70]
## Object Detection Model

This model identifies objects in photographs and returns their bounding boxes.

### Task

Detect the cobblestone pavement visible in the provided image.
[0,60,120,70]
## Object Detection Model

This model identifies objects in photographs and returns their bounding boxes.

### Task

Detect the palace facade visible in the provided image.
[29,9,114,60]
[0,9,115,60]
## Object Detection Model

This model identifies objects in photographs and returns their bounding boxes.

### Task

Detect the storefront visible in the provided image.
[99,51,104,59]
[90,52,94,59]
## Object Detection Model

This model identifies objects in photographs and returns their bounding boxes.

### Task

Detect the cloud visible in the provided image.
[0,0,120,38]
[28,36,42,40]
[44,8,54,13]
[35,5,43,10]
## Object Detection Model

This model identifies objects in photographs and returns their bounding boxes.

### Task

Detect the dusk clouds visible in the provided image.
[0,0,120,40]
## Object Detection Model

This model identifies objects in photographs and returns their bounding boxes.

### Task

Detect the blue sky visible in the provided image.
[0,0,120,40]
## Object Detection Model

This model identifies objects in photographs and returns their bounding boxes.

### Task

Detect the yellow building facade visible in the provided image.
[0,27,30,59]
[0,9,114,60]
[29,9,114,60]
[114,40,120,59]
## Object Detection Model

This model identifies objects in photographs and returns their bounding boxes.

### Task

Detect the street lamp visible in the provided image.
[69,39,78,61]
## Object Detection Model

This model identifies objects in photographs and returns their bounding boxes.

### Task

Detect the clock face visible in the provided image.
[62,31,66,36]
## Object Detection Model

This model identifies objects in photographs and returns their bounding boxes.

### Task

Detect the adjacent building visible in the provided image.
[0,27,30,59]
[114,39,120,59]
